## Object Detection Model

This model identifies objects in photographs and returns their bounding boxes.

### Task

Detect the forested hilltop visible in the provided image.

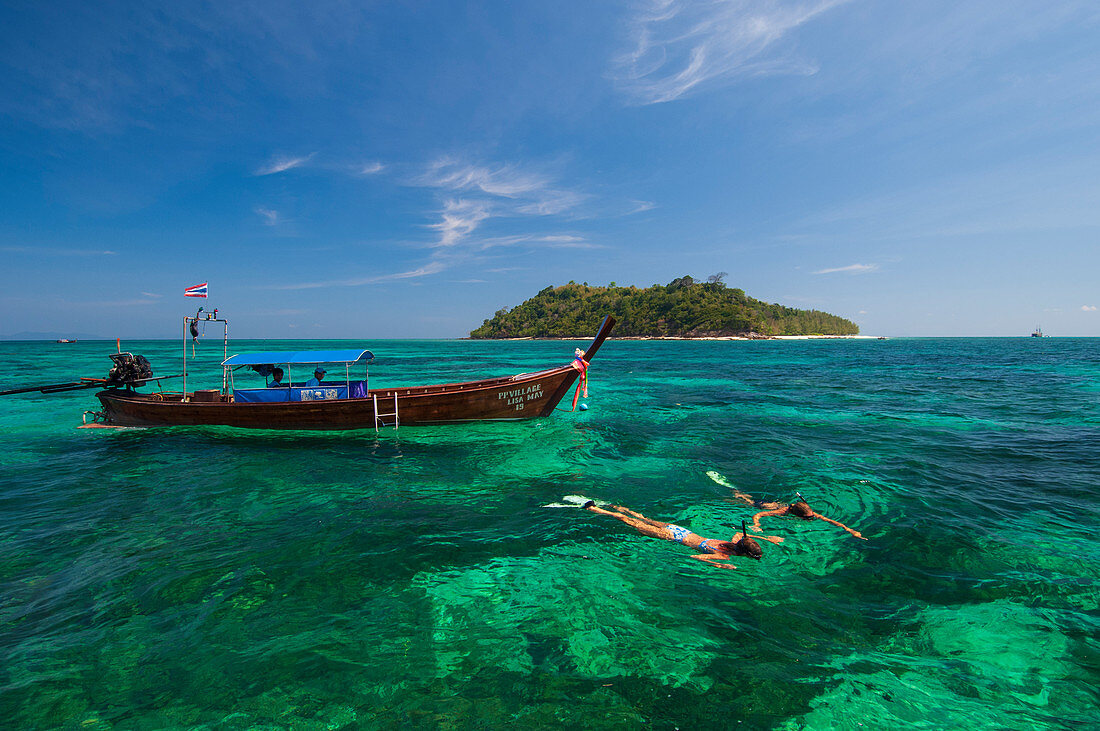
[470,276,860,338]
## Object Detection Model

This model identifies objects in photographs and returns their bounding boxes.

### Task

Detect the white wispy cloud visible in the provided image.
[534,234,593,247]
[624,200,657,215]
[360,161,385,175]
[268,157,592,290]
[475,234,600,250]
[267,260,450,290]
[813,263,879,274]
[515,190,588,216]
[1,245,117,256]
[613,0,849,104]
[1082,305,1097,312]
[428,199,493,247]
[412,158,590,260]
[419,158,549,198]
[416,158,588,214]
[254,153,315,176]
[255,207,281,226]
[140,291,163,298]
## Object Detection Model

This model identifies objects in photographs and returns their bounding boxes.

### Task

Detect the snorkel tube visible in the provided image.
[789,492,814,518]
[736,520,763,559]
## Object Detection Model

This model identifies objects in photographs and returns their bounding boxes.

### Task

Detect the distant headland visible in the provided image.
[469,276,860,339]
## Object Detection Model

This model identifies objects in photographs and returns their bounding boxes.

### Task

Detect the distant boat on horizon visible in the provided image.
[56,338,77,343]
[1031,326,1044,338]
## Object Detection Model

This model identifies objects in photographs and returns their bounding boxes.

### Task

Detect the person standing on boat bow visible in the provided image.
[581,501,782,570]
[305,367,326,387]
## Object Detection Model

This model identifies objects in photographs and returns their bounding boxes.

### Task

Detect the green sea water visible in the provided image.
[0,337,1097,729]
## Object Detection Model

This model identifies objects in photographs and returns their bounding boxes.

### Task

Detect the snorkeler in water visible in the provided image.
[579,500,783,570]
[706,471,866,540]
[749,496,866,540]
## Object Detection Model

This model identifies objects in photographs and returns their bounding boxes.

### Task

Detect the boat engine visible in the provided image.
[106,352,154,388]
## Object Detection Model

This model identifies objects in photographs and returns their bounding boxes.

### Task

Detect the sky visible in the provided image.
[1,0,1098,339]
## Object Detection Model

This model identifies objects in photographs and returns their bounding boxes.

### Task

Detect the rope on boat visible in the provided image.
[568,349,590,412]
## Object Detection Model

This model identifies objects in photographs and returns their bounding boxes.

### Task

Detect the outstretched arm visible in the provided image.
[815,514,866,540]
[690,554,737,570]
[751,508,785,532]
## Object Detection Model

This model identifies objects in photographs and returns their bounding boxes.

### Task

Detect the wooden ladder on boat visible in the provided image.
[373,392,399,431]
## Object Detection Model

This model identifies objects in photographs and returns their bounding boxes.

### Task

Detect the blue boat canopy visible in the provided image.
[222,349,374,367]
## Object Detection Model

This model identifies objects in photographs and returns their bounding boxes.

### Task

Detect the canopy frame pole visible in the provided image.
[221,320,229,394]
[182,315,230,398]
[182,316,188,398]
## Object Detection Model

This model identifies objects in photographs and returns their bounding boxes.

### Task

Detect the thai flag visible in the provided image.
[184,282,208,298]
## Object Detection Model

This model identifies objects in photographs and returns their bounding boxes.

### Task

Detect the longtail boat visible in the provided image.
[82,315,615,430]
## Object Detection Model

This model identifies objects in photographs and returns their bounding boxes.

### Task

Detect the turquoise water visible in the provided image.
[1,337,1097,728]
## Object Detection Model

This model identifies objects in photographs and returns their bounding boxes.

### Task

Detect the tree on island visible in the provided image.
[470,277,860,338]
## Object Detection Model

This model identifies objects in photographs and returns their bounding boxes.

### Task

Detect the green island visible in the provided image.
[470,275,860,339]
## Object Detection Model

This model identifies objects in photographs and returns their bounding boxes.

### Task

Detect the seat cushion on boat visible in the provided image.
[233,386,351,403]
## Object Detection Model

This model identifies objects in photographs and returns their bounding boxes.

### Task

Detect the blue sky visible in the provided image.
[1,0,1098,338]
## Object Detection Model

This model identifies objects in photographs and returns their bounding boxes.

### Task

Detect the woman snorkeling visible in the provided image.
[581,500,782,570]
[706,471,866,540]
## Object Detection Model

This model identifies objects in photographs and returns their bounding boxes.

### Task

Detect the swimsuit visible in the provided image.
[666,524,692,546]
[668,524,720,554]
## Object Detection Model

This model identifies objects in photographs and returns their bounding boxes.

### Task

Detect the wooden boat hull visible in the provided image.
[94,316,615,430]
[96,365,582,429]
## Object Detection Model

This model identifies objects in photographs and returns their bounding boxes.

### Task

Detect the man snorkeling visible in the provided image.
[707,471,866,540]
[581,500,782,570]
[747,494,866,540]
